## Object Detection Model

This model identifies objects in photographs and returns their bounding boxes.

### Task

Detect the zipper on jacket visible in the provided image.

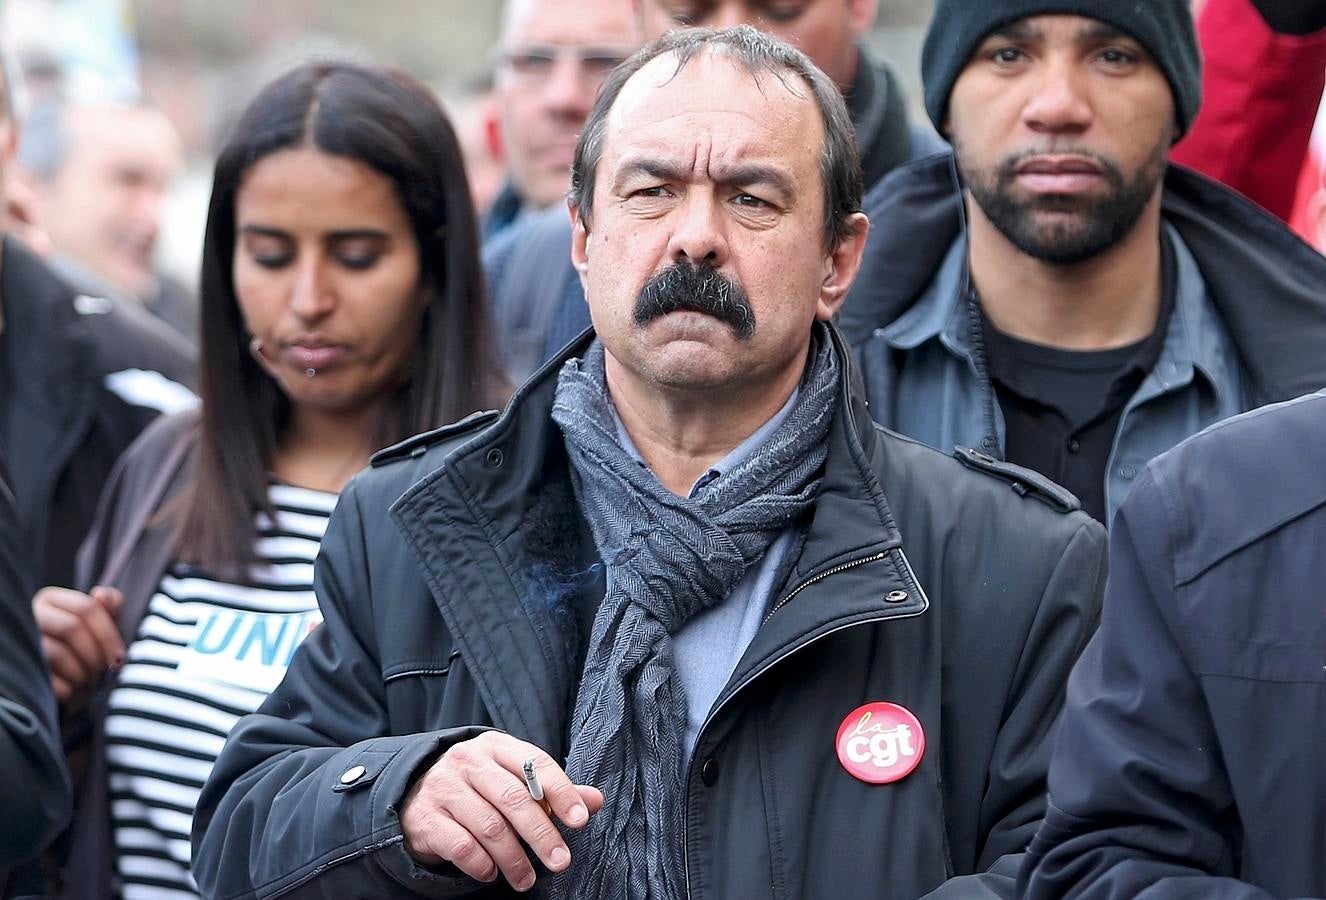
[683,550,929,898]
[759,552,887,628]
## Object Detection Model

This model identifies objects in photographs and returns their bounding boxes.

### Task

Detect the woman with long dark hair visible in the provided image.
[29,61,505,899]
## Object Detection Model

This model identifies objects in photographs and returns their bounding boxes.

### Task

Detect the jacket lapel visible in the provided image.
[392,335,599,759]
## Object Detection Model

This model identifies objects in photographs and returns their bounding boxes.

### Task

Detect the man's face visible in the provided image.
[496,0,642,209]
[39,105,181,299]
[572,52,867,398]
[637,0,875,89]
[947,15,1175,264]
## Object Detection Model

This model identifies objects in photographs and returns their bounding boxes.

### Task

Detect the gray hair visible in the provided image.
[569,25,863,250]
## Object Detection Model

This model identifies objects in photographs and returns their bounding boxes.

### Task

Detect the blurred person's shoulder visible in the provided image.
[482,204,574,288]
[79,291,196,391]
[1,235,197,415]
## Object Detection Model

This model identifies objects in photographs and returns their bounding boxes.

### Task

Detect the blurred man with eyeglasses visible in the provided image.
[487,0,643,240]
[483,0,942,382]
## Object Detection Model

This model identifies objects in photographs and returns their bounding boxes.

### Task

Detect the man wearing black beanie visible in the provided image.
[840,0,1326,528]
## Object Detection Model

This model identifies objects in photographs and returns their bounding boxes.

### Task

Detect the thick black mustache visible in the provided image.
[632,261,755,340]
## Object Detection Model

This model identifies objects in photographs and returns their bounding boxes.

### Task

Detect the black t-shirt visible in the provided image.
[980,237,1176,523]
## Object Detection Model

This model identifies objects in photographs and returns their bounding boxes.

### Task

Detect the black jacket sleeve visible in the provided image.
[1251,0,1326,34]
[191,478,497,900]
[1019,468,1281,900]
[0,455,72,867]
[924,519,1107,899]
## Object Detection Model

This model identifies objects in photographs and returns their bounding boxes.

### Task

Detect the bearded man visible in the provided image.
[842,0,1326,526]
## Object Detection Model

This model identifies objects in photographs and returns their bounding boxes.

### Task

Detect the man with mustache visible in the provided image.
[842,0,1326,526]
[484,0,942,382]
[193,27,1105,900]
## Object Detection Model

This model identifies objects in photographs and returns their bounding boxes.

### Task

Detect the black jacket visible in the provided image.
[0,237,196,588]
[15,413,197,900]
[0,452,71,884]
[193,328,1105,900]
[840,153,1326,408]
[1021,389,1326,899]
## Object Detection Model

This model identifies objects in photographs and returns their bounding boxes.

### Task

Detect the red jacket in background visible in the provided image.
[1173,0,1326,221]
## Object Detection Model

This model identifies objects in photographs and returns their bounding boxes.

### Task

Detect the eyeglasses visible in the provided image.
[498,44,635,85]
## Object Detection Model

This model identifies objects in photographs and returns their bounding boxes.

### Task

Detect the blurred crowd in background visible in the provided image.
[0,0,953,308]
[3,0,1326,897]
[3,0,1324,345]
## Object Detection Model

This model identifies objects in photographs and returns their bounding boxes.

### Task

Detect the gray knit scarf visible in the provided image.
[545,331,838,900]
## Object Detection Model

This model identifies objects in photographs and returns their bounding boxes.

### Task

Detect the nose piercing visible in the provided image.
[304,368,316,378]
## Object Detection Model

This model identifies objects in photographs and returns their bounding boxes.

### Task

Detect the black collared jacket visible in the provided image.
[0,237,195,588]
[0,452,71,889]
[192,328,1106,900]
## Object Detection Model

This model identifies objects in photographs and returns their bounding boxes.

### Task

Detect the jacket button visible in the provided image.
[981,437,997,451]
[485,448,505,468]
[339,765,367,785]
[700,758,720,787]
[1120,465,1137,480]
[1067,439,1081,454]
[886,590,908,603]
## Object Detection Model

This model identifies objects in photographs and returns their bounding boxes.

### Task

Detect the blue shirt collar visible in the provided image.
[879,225,1236,405]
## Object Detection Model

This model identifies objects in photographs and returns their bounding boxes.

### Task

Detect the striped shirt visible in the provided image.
[105,482,336,900]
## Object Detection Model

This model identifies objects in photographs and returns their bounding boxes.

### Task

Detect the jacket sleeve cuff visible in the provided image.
[365,726,498,896]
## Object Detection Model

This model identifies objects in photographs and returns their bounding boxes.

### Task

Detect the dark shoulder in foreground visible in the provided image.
[1142,390,1326,578]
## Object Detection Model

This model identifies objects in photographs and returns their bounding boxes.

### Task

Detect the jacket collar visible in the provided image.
[391,325,920,754]
[842,153,1326,405]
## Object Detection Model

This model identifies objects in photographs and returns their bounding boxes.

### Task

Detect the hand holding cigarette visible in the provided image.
[399,732,603,893]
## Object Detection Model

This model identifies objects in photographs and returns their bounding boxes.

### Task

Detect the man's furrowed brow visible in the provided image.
[610,157,796,201]
[712,163,795,202]
[612,158,688,189]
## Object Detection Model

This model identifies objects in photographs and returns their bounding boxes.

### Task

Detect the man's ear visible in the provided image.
[816,212,869,321]
[570,202,591,289]
[850,0,880,37]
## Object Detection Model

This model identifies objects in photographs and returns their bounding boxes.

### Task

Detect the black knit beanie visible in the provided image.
[921,0,1202,138]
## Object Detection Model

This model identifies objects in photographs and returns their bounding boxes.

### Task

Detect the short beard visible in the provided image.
[632,261,755,340]
[958,141,1168,265]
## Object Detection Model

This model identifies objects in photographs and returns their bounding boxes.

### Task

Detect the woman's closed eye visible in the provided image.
[330,236,389,270]
[244,236,294,269]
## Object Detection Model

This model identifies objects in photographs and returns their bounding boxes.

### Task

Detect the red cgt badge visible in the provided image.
[835,702,926,784]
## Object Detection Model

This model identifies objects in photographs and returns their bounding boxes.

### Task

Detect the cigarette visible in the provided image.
[523,758,550,813]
